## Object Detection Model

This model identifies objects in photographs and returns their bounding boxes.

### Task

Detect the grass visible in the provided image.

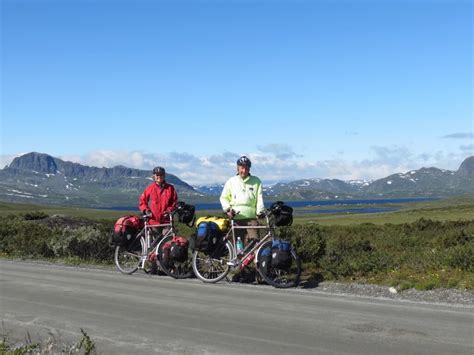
[0,328,96,355]
[1,196,472,291]
[293,195,474,226]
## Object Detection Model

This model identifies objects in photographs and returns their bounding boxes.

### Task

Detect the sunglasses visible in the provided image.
[154,174,165,177]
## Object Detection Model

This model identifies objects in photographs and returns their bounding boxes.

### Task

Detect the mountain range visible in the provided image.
[0,152,472,208]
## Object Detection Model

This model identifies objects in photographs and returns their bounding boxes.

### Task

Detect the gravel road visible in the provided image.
[1,260,473,354]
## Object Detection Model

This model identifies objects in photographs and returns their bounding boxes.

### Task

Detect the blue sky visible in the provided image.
[1,0,472,185]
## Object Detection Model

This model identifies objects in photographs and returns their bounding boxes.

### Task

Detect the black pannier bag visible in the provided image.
[190,221,221,254]
[176,201,196,226]
[270,201,293,226]
[169,236,189,262]
[259,247,272,276]
[271,240,292,270]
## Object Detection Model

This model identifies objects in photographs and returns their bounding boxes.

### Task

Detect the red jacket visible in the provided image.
[138,182,178,225]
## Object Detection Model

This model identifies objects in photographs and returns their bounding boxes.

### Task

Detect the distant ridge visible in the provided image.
[0,152,472,207]
[0,152,202,208]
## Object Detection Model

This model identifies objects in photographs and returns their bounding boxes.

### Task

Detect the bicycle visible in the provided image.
[114,211,194,279]
[191,210,301,288]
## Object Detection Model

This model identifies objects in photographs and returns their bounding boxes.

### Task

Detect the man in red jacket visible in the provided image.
[139,166,178,225]
[139,166,178,275]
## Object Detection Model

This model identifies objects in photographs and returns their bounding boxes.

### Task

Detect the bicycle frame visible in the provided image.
[137,213,177,270]
[225,214,275,269]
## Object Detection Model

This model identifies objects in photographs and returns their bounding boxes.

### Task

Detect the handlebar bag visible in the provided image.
[176,202,196,225]
[270,201,293,226]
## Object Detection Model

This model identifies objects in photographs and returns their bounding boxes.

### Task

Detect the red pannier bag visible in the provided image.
[169,236,189,263]
[111,215,143,246]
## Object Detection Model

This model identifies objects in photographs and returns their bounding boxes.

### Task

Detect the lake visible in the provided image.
[110,197,437,215]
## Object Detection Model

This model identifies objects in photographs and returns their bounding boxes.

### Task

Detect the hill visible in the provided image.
[0,152,203,208]
[0,152,472,207]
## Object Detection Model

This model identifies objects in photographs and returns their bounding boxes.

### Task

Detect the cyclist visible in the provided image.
[139,166,178,274]
[220,156,265,282]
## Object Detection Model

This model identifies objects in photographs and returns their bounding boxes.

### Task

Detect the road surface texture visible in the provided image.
[1,260,473,354]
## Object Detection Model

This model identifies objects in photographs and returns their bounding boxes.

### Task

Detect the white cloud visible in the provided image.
[257,144,302,159]
[460,144,474,153]
[2,145,471,186]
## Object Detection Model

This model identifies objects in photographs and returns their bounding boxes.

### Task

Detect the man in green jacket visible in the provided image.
[220,156,265,281]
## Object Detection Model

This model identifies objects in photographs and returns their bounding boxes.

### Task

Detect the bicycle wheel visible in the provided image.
[256,240,301,288]
[192,241,232,283]
[156,235,194,279]
[114,235,144,274]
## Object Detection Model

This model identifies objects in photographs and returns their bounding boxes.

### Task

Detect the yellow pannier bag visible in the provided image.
[195,216,230,233]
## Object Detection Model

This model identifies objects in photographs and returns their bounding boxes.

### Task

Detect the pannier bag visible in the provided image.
[176,201,196,226]
[169,236,189,262]
[259,247,272,276]
[270,201,293,226]
[191,221,221,253]
[111,215,142,246]
[160,241,172,267]
[271,240,292,270]
[195,216,230,233]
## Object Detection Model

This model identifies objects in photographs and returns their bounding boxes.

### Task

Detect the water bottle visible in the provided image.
[236,237,244,255]
[240,252,255,270]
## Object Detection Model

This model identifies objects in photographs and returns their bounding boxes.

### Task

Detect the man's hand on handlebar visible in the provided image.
[257,211,267,219]
[225,208,237,219]
[142,210,153,219]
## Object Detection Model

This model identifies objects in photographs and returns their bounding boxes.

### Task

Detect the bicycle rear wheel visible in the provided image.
[114,236,144,274]
[256,240,301,288]
[192,241,232,283]
[157,235,194,279]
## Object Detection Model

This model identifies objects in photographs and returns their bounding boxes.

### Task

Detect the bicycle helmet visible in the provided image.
[152,166,165,175]
[236,156,251,168]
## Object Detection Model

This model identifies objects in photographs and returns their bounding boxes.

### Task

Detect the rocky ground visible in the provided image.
[307,281,474,306]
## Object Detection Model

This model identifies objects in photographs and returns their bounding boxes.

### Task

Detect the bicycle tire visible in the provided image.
[114,235,145,274]
[157,235,194,279]
[192,241,232,283]
[256,240,301,288]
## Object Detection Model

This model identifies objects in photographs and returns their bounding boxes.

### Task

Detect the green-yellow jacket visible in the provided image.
[220,174,265,220]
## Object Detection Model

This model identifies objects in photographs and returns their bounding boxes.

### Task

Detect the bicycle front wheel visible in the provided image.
[192,241,232,283]
[157,235,194,279]
[256,240,301,288]
[114,236,144,274]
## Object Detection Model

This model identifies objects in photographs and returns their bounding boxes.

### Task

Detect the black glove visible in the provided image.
[257,211,266,219]
[143,210,152,218]
[225,208,236,219]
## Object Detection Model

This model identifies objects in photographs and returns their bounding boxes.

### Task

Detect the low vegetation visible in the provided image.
[0,328,96,355]
[0,201,472,290]
[279,219,473,290]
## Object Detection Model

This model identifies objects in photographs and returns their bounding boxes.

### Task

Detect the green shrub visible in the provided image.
[0,214,472,289]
